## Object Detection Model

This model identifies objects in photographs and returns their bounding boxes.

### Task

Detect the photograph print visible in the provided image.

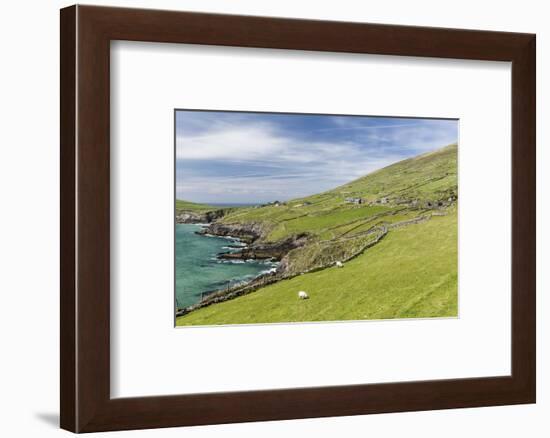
[175,110,458,326]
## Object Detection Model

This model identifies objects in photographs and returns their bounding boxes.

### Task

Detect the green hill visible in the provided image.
[176,143,458,325]
[329,142,457,202]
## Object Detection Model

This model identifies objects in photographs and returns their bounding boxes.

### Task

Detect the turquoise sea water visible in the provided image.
[175,224,278,308]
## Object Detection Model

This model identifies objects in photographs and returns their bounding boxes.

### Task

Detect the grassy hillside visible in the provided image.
[218,144,457,243]
[175,199,215,214]
[176,143,458,325]
[177,209,457,325]
[330,143,457,202]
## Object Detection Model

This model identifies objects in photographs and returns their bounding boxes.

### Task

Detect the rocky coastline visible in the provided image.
[174,213,310,317]
[175,208,229,224]
[202,227,309,263]
[176,207,309,269]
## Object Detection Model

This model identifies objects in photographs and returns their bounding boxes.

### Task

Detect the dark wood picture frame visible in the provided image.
[60,5,536,433]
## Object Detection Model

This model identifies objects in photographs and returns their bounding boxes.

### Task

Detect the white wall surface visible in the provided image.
[0,0,546,437]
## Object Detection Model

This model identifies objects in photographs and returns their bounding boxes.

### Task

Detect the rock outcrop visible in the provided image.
[197,219,309,260]
[218,233,310,261]
[197,222,265,243]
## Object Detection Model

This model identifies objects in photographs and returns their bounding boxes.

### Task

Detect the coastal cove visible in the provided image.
[175,143,459,325]
[175,224,279,308]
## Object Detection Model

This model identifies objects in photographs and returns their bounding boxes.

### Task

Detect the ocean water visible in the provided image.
[175,224,278,308]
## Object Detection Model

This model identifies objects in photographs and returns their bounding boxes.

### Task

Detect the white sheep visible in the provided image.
[335,261,344,268]
[298,291,309,300]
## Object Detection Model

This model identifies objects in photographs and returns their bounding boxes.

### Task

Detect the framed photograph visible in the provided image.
[173,110,459,326]
[60,5,535,433]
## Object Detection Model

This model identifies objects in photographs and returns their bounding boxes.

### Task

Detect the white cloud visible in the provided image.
[175,118,456,203]
[177,122,396,165]
[176,124,285,161]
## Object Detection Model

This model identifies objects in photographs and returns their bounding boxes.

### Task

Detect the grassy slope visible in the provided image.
[218,144,457,243]
[330,143,457,201]
[175,199,215,213]
[176,144,458,325]
[177,209,457,325]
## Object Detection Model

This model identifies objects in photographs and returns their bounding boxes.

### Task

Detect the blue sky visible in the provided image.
[176,110,458,204]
